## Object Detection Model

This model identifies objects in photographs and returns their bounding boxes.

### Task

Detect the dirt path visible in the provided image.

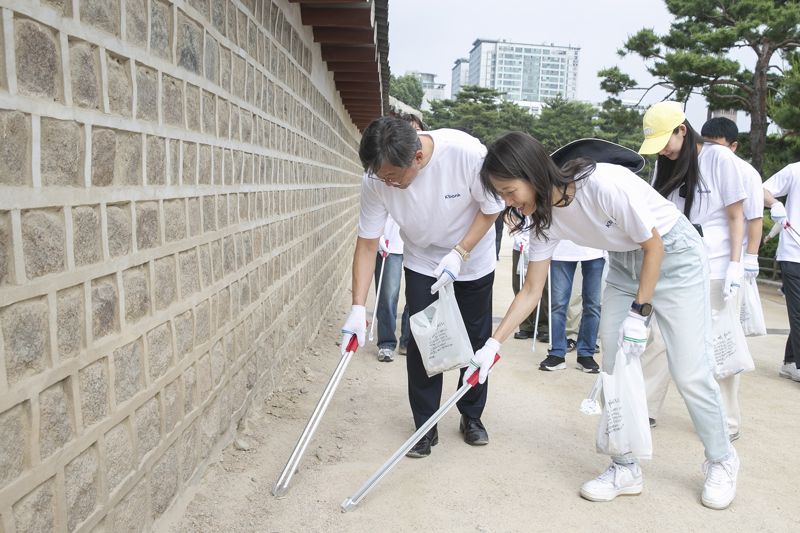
[163,241,800,533]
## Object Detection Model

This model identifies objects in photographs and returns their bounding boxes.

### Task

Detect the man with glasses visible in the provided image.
[340,116,503,457]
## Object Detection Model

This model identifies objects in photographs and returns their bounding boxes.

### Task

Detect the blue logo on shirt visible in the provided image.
[445,193,462,199]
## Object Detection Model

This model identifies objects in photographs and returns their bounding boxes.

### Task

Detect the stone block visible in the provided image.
[163,199,186,242]
[135,396,160,459]
[22,209,65,279]
[136,65,158,122]
[186,84,201,132]
[196,354,211,402]
[0,402,29,490]
[107,54,132,117]
[106,203,132,257]
[112,480,148,532]
[203,91,216,136]
[150,444,178,516]
[114,131,143,186]
[104,420,133,490]
[91,128,115,186]
[211,240,223,281]
[179,249,200,297]
[167,139,179,184]
[79,359,109,427]
[154,256,177,310]
[199,144,212,185]
[39,379,75,458]
[204,33,218,84]
[13,478,55,533]
[183,365,196,414]
[198,244,212,287]
[177,12,202,74]
[43,0,71,15]
[217,99,229,139]
[211,340,225,385]
[217,287,229,327]
[162,75,184,127]
[2,296,50,385]
[202,196,216,232]
[0,111,31,186]
[146,321,173,381]
[180,425,197,482]
[188,197,202,237]
[113,338,144,404]
[123,265,150,324]
[41,118,82,187]
[230,105,241,141]
[70,40,100,109]
[80,0,120,36]
[126,0,147,48]
[223,235,235,274]
[72,205,102,266]
[65,444,99,531]
[15,18,61,101]
[150,0,171,60]
[146,136,166,185]
[174,310,194,357]
[135,201,160,250]
[182,141,197,184]
[163,379,181,432]
[188,0,210,19]
[91,275,119,340]
[196,300,211,343]
[219,46,231,91]
[211,0,225,34]
[56,286,84,360]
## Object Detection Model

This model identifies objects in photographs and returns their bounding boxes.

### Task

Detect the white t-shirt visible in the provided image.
[664,143,748,279]
[527,163,681,261]
[552,240,605,262]
[382,216,404,254]
[763,162,800,262]
[358,129,504,280]
[738,157,763,251]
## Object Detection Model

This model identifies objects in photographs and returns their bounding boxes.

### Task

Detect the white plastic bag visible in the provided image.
[409,284,473,377]
[739,277,767,337]
[712,295,755,379]
[596,348,652,459]
[579,376,602,416]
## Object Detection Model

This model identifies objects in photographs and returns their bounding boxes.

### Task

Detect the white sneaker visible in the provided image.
[779,363,800,382]
[580,462,643,502]
[701,447,739,510]
[377,348,394,362]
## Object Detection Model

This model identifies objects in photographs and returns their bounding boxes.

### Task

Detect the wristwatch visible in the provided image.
[631,301,653,317]
[454,244,470,262]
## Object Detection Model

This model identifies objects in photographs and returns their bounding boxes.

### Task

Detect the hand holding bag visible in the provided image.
[739,277,767,337]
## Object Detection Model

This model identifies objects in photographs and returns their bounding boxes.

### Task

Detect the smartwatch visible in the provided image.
[631,301,653,317]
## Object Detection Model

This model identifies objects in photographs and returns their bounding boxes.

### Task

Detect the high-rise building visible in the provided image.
[463,39,579,106]
[408,71,447,110]
[451,58,470,97]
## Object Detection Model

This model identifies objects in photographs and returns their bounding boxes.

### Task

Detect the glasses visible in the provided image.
[367,166,412,184]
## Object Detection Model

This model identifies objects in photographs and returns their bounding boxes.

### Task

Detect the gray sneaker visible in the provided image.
[779,362,800,381]
[377,348,394,362]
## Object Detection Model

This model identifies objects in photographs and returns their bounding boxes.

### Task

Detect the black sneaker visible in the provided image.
[536,331,550,343]
[539,355,566,371]
[566,339,577,352]
[649,418,657,428]
[405,427,438,458]
[576,356,600,374]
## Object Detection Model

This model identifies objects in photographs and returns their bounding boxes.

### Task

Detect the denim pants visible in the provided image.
[600,216,730,462]
[548,258,604,357]
[374,252,410,350]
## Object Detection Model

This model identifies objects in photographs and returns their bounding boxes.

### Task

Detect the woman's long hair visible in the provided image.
[480,132,595,239]
[651,120,705,217]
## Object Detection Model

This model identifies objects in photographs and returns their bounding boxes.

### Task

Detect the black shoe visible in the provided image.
[649,418,656,428]
[566,339,577,353]
[405,427,438,458]
[459,415,489,446]
[513,330,534,339]
[536,331,549,343]
[594,344,600,354]
[576,356,600,374]
[539,355,566,371]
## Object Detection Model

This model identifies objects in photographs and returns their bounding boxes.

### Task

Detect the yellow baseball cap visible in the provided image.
[638,101,686,154]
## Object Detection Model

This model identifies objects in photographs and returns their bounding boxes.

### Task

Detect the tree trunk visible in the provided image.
[749,48,772,174]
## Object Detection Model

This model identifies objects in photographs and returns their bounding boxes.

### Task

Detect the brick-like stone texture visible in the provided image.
[41,118,83,186]
[186,84,201,132]
[104,420,133,491]
[177,12,203,74]
[79,359,109,427]
[162,75,184,127]
[13,478,55,533]
[70,40,100,109]
[2,297,50,385]
[151,0,172,60]
[135,396,161,460]
[154,256,177,310]
[106,203,132,257]
[146,321,173,381]
[65,444,99,531]
[92,275,119,340]
[0,402,29,489]
[150,444,178,516]
[15,18,62,101]
[126,0,148,48]
[179,249,200,297]
[136,65,158,122]
[56,285,84,360]
[80,0,121,37]
[0,111,30,186]
[163,199,187,242]
[39,379,75,458]
[123,264,150,323]
[163,379,181,431]
[112,479,148,532]
[73,206,102,266]
[146,136,167,185]
[22,209,65,279]
[114,131,143,186]
[107,54,132,117]
[113,338,144,404]
[136,201,160,250]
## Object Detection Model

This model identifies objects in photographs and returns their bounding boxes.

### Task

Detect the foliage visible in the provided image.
[389,74,424,109]
[735,132,800,179]
[769,51,800,134]
[529,95,596,152]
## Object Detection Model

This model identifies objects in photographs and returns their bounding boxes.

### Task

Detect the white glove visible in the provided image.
[463,338,501,385]
[770,201,787,223]
[618,311,648,357]
[743,253,759,280]
[723,261,743,300]
[378,235,389,257]
[764,219,784,242]
[430,250,463,294]
[340,305,366,354]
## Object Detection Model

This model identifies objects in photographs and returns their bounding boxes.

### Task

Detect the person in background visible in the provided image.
[373,215,410,362]
[509,218,550,341]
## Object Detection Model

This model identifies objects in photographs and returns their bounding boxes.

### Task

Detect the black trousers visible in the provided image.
[404,268,494,430]
[780,261,800,364]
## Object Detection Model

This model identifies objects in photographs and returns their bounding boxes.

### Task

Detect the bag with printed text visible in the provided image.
[410,284,473,377]
[713,295,755,379]
[739,277,767,337]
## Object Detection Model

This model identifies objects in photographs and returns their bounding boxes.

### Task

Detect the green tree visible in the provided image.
[593,97,645,152]
[424,85,535,144]
[600,0,800,173]
[529,95,596,152]
[389,74,424,109]
[770,52,800,135]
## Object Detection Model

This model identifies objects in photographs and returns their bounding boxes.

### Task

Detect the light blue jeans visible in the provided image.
[549,258,605,357]
[374,253,410,351]
[599,216,730,463]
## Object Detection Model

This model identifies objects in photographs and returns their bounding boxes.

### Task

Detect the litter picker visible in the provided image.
[272,334,361,497]
[340,353,500,512]
[369,239,389,342]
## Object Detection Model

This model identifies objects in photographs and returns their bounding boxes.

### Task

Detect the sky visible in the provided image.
[387,0,753,129]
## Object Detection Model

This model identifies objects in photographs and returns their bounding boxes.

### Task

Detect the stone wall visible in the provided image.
[0,1,363,531]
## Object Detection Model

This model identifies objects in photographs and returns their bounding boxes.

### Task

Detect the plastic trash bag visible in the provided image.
[410,284,473,377]
[713,295,755,379]
[739,277,767,337]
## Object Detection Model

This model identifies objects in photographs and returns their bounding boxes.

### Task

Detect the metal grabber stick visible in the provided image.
[272,334,361,497]
[547,263,553,351]
[340,354,501,512]
[369,239,389,342]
